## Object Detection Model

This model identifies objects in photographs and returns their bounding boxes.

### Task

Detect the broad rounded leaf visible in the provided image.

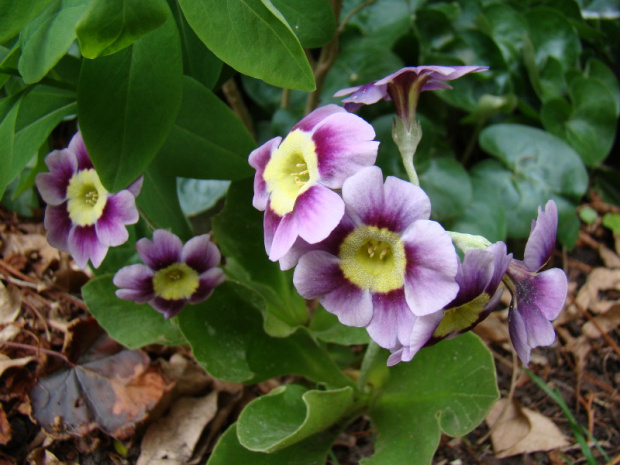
[238,384,354,452]
[0,95,23,198]
[0,0,54,43]
[524,8,581,70]
[419,157,472,221]
[271,0,336,48]
[362,333,498,465]
[177,0,315,91]
[77,10,182,192]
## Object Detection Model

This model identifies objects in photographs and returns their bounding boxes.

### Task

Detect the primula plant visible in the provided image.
[1,0,618,463]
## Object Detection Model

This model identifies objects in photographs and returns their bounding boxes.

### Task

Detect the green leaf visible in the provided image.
[82,274,185,348]
[419,157,472,221]
[238,384,354,452]
[524,8,581,70]
[603,213,620,235]
[137,166,193,241]
[18,0,90,84]
[76,0,169,58]
[586,59,620,117]
[0,95,22,199]
[483,3,527,64]
[77,9,182,192]
[177,0,314,91]
[578,206,598,225]
[177,281,353,386]
[541,76,617,166]
[208,423,338,465]
[271,0,336,48]
[0,0,54,43]
[362,333,498,465]
[153,77,254,180]
[177,179,230,217]
[477,124,588,245]
[310,305,370,345]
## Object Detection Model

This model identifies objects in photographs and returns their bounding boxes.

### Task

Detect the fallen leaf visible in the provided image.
[582,304,620,338]
[0,405,11,445]
[0,355,35,377]
[571,268,620,314]
[26,448,76,465]
[0,282,21,342]
[599,245,620,269]
[486,398,570,458]
[137,392,218,465]
[473,311,509,343]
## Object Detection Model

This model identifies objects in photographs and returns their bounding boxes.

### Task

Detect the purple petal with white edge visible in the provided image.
[311,112,378,188]
[150,297,187,319]
[387,310,444,366]
[189,268,226,304]
[524,200,558,272]
[263,206,281,257]
[294,250,344,299]
[520,268,567,321]
[137,229,183,270]
[508,305,530,364]
[278,237,313,271]
[68,225,108,269]
[181,234,220,272]
[334,82,388,106]
[126,176,144,197]
[402,220,459,316]
[517,301,556,353]
[486,242,512,293]
[249,137,281,211]
[321,281,373,327]
[68,131,93,170]
[36,149,77,205]
[292,104,346,133]
[113,264,155,303]
[95,191,138,247]
[367,289,415,350]
[43,205,72,252]
[451,248,495,307]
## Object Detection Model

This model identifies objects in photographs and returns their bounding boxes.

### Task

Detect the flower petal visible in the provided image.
[387,310,444,366]
[68,131,93,170]
[367,289,415,350]
[113,264,155,303]
[149,297,187,319]
[249,136,282,211]
[137,229,183,270]
[402,220,459,316]
[524,200,558,272]
[292,104,346,133]
[333,82,388,108]
[43,205,72,252]
[190,268,226,304]
[35,149,77,205]
[508,305,530,364]
[321,281,373,327]
[263,206,282,257]
[524,268,567,321]
[126,175,144,197]
[68,225,108,269]
[181,234,221,273]
[294,250,344,299]
[95,191,138,247]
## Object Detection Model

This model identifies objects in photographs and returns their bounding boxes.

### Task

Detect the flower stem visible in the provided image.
[357,340,381,391]
[392,117,422,185]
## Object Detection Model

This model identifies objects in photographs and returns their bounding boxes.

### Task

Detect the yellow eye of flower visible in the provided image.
[152,263,199,300]
[263,130,319,216]
[66,169,108,226]
[339,225,406,293]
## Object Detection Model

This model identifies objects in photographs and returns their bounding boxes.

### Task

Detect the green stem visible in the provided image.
[392,117,422,186]
[357,340,381,391]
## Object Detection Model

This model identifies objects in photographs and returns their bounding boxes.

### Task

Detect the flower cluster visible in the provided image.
[250,65,568,365]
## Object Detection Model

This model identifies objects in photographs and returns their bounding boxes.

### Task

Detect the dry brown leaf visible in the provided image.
[160,353,212,398]
[0,404,11,445]
[137,392,218,465]
[582,304,620,338]
[0,282,22,342]
[1,233,60,276]
[571,268,620,314]
[486,398,570,458]
[26,448,76,465]
[599,245,620,268]
[0,354,35,377]
[473,311,509,343]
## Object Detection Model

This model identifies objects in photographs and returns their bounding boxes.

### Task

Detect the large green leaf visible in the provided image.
[271,0,336,48]
[18,0,90,84]
[77,10,182,192]
[419,157,472,221]
[0,95,22,198]
[363,333,498,465]
[237,384,354,452]
[477,124,588,245]
[177,281,352,386]
[153,77,254,180]
[208,424,338,465]
[0,0,54,43]
[309,305,370,345]
[541,76,617,166]
[76,0,169,58]
[82,274,185,348]
[177,0,314,91]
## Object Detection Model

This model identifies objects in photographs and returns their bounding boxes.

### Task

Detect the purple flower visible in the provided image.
[293,166,459,355]
[113,229,226,319]
[35,132,142,269]
[334,65,488,127]
[387,242,513,366]
[504,200,568,364]
[249,104,379,264]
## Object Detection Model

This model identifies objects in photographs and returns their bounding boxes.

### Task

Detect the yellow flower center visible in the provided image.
[339,226,406,293]
[263,130,319,216]
[66,169,108,226]
[152,263,199,300]
[432,294,490,338]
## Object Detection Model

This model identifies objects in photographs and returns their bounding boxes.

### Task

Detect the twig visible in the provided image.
[569,295,620,358]
[0,340,74,368]
[337,0,378,33]
[221,78,256,140]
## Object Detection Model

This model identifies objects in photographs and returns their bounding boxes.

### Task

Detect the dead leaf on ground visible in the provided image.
[599,245,620,268]
[0,282,22,342]
[570,268,620,315]
[137,392,218,465]
[1,233,60,277]
[474,311,509,343]
[582,304,620,338]
[0,354,35,377]
[486,398,570,458]
[159,353,212,399]
[26,447,76,465]
[30,320,173,439]
[0,404,11,445]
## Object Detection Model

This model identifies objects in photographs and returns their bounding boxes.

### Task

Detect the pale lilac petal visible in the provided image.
[36,149,77,205]
[293,251,344,299]
[189,268,226,304]
[263,206,282,257]
[68,131,93,170]
[269,213,298,262]
[387,311,444,365]
[520,305,556,352]
[521,268,567,321]
[113,264,155,303]
[249,137,281,211]
[278,237,313,271]
[334,82,388,107]
[137,229,183,270]
[292,104,346,133]
[524,200,558,272]
[486,242,512,293]
[150,297,186,319]
[181,234,221,272]
[44,205,72,252]
[311,113,378,188]
[508,306,530,364]
[402,220,459,316]
[321,282,373,327]
[367,290,415,350]
[68,225,108,269]
[451,248,496,306]
[95,191,138,247]
[126,176,144,197]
